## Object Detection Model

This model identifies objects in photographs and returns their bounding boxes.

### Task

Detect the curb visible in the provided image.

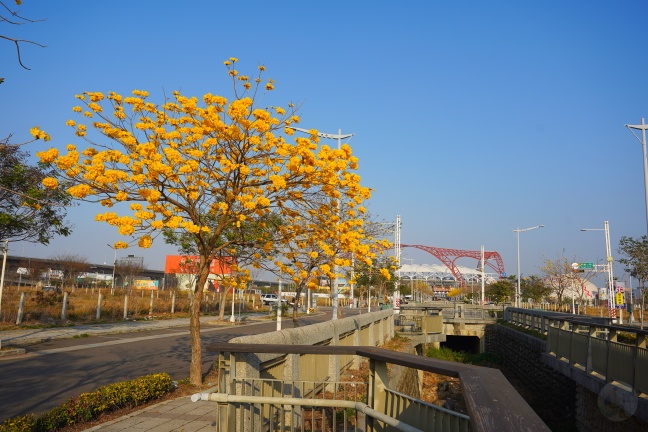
[0,347,26,357]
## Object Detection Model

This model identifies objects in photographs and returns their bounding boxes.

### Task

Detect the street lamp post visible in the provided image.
[512,225,544,308]
[625,118,648,235]
[481,245,486,305]
[581,221,620,323]
[288,126,353,321]
[0,240,8,315]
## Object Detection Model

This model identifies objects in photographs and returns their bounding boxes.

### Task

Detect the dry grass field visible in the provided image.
[0,284,264,330]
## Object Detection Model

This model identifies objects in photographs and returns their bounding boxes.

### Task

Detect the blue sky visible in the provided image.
[2,1,648,285]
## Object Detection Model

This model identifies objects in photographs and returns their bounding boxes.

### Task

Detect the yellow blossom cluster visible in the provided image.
[30,126,51,141]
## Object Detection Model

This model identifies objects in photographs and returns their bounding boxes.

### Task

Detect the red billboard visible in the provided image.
[164,255,232,275]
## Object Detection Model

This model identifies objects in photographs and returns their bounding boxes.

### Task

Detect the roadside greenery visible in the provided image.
[497,320,547,340]
[0,143,73,244]
[425,346,502,367]
[0,373,173,432]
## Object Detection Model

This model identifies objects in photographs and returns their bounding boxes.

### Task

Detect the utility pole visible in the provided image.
[0,240,8,315]
[625,118,648,235]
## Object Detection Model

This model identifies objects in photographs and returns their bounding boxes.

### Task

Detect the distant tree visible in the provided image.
[115,258,145,293]
[0,142,73,244]
[618,236,648,287]
[49,253,89,290]
[447,287,462,300]
[521,275,552,303]
[353,256,396,306]
[414,280,433,300]
[618,235,648,321]
[540,256,579,304]
[486,277,515,304]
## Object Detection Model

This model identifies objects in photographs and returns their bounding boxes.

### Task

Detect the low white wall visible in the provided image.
[227,309,394,383]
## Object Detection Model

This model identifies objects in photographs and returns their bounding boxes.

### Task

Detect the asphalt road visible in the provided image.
[0,311,343,422]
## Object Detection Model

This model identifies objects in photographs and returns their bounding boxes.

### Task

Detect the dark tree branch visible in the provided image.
[0,1,46,71]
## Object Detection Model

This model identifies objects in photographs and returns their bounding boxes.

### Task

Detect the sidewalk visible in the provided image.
[0,315,265,431]
[82,396,217,431]
[0,314,264,347]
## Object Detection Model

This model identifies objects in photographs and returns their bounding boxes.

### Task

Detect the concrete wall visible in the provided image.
[228,309,394,384]
[486,324,648,432]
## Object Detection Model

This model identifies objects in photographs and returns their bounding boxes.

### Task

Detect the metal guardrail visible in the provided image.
[193,378,439,432]
[504,307,648,397]
[383,388,470,432]
[399,304,501,317]
[204,343,550,432]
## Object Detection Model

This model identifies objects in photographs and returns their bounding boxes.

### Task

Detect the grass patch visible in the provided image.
[425,346,502,368]
[497,320,547,340]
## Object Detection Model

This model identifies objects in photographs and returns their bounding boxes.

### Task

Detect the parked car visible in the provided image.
[261,294,289,306]
[42,285,61,293]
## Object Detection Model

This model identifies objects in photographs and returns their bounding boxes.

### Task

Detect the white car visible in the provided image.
[261,294,291,306]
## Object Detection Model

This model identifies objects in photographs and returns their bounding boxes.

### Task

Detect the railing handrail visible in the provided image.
[504,307,648,407]
[384,387,470,420]
[195,392,425,432]
[505,306,648,336]
[208,342,550,432]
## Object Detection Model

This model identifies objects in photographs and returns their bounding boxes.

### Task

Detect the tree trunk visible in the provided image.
[189,269,207,386]
[218,287,233,321]
[292,285,304,322]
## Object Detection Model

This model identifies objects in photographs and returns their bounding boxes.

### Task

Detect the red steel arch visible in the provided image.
[401,244,506,285]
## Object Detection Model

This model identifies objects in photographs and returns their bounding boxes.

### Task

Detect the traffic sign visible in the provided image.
[572,262,594,271]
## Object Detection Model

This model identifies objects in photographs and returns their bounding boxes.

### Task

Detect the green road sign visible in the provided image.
[578,262,594,269]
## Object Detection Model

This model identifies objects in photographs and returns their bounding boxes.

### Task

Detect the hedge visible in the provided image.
[0,372,174,432]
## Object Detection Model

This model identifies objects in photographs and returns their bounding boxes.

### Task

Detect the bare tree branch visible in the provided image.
[0,1,46,72]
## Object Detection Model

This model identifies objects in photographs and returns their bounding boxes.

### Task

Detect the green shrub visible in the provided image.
[0,414,35,432]
[617,332,636,344]
[0,373,173,432]
[425,347,502,367]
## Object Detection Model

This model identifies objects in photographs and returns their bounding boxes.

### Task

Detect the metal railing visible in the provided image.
[383,388,470,432]
[504,307,648,397]
[201,343,550,432]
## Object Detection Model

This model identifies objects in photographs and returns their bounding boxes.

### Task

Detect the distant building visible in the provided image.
[164,255,231,291]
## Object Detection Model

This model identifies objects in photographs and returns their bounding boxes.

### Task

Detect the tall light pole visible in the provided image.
[625,118,648,234]
[512,225,544,308]
[0,240,8,315]
[288,126,353,321]
[581,221,619,323]
[481,245,486,305]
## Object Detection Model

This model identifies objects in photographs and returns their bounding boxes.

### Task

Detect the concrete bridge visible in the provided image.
[195,305,648,431]
[200,307,544,431]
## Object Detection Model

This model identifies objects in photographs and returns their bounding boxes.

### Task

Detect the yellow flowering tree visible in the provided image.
[37,58,372,384]
[272,198,391,321]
